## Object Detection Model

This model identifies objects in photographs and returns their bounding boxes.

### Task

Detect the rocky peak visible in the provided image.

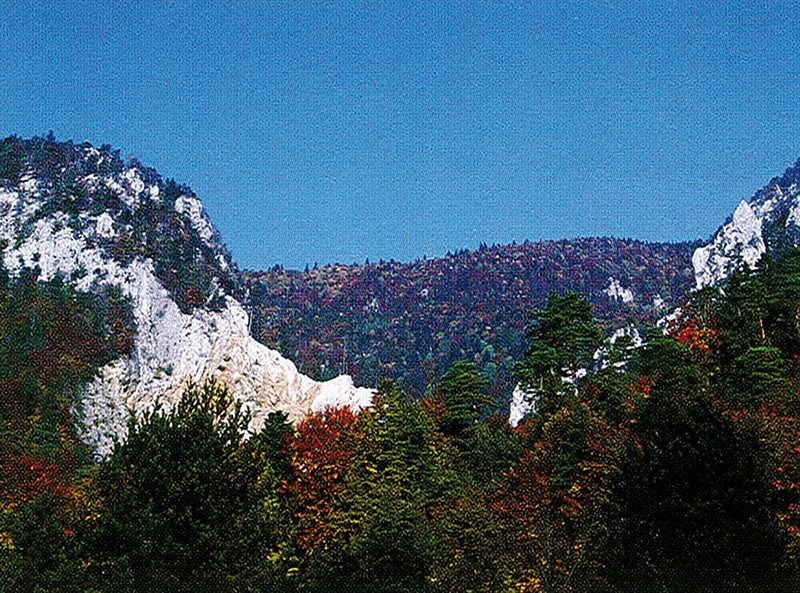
[0,136,373,455]
[692,159,800,288]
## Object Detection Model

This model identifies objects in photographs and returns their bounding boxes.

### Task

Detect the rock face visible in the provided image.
[693,160,800,288]
[603,276,635,303]
[79,271,372,455]
[692,200,766,288]
[0,138,372,455]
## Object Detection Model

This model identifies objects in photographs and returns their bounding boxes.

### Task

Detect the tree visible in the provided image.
[85,380,290,592]
[250,410,295,482]
[495,400,616,593]
[516,292,602,419]
[438,361,495,435]
[296,381,445,593]
[601,338,786,592]
[0,456,86,593]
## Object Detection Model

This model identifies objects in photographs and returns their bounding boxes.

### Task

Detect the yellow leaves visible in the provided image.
[0,531,13,550]
[514,575,542,592]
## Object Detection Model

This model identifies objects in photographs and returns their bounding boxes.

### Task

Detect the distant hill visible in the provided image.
[246,238,698,399]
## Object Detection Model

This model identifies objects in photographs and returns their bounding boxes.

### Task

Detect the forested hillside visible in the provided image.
[247,238,696,399]
[5,248,800,592]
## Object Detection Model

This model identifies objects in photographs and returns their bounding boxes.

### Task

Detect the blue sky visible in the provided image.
[2,1,799,270]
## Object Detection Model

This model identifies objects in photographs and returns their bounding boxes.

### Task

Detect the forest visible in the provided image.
[3,248,800,592]
[247,237,695,399]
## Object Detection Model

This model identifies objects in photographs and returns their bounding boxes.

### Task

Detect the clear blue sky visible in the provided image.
[2,1,799,270]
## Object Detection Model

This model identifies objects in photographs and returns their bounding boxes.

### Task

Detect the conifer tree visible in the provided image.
[516,291,602,418]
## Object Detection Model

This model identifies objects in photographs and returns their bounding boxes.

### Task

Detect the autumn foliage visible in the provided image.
[286,406,360,555]
[5,251,800,591]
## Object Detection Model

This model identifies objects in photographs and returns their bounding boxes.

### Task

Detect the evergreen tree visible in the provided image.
[602,338,785,592]
[516,291,602,419]
[86,380,291,592]
[438,361,495,435]
[299,380,445,593]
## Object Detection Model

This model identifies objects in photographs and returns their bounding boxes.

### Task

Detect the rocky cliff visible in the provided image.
[693,159,800,288]
[0,136,372,455]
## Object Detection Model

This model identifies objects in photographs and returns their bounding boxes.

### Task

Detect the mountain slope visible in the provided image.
[0,135,371,454]
[247,238,697,398]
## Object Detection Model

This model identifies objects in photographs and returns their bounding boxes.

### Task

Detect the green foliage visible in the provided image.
[0,493,85,593]
[632,332,708,398]
[715,251,800,365]
[428,493,512,593]
[85,380,292,592]
[248,239,695,397]
[602,338,786,591]
[516,291,603,419]
[297,381,447,593]
[726,346,792,407]
[6,229,800,590]
[0,136,240,314]
[526,292,603,371]
[249,410,295,482]
[438,361,495,435]
[0,271,134,458]
[455,417,521,488]
[0,136,25,183]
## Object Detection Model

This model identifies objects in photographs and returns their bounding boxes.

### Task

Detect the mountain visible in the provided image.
[0,135,371,455]
[4,133,799,454]
[6,136,800,592]
[246,238,697,399]
[693,159,800,287]
[249,158,800,402]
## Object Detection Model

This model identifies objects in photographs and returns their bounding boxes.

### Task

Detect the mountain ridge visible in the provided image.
[4,134,800,450]
[0,135,372,454]
[247,237,698,399]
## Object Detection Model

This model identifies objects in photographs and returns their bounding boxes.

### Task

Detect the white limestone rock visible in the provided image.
[692,166,800,289]
[603,276,634,303]
[692,200,766,289]
[509,383,536,428]
[175,194,216,245]
[0,148,374,456]
[80,285,374,456]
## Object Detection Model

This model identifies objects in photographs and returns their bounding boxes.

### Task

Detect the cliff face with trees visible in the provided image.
[0,136,377,454]
[5,136,800,591]
[246,238,696,400]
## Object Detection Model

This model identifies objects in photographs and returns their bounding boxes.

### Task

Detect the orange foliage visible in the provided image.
[0,456,73,510]
[672,317,717,360]
[284,407,360,555]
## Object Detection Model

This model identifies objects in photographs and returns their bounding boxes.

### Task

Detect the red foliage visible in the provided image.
[284,407,360,555]
[0,455,73,510]
[629,375,653,397]
[495,410,622,590]
[623,375,654,416]
[247,239,695,396]
[420,393,448,429]
[672,316,717,361]
[181,283,205,310]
